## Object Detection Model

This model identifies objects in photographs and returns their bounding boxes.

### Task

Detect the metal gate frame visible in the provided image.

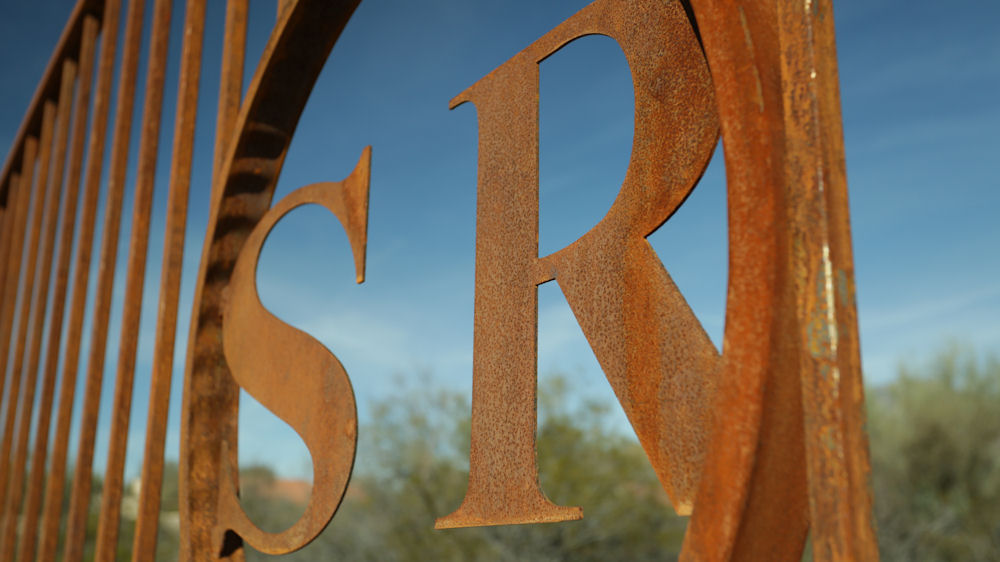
[0,0,876,560]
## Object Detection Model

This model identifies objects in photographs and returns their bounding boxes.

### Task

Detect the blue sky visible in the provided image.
[0,0,997,483]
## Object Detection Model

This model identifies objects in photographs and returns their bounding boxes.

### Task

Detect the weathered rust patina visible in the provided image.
[436,0,720,528]
[178,1,362,558]
[217,148,370,554]
[0,0,877,560]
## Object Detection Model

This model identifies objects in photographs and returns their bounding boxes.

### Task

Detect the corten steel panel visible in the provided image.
[435,0,720,530]
[217,150,370,555]
[0,0,877,560]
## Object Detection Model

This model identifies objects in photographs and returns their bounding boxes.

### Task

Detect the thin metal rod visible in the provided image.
[92,0,173,556]
[0,102,58,499]
[0,0,104,203]
[131,0,207,556]
[0,179,24,356]
[0,181,21,324]
[0,153,36,447]
[61,0,145,557]
[38,1,122,557]
[216,0,248,514]
[213,0,248,185]
[776,1,879,558]
[18,15,100,562]
[0,159,33,394]
[0,202,8,302]
[180,2,360,556]
[0,57,77,560]
[176,3,247,558]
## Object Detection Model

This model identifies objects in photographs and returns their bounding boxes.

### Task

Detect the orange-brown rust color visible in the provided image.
[436,0,719,528]
[0,0,877,560]
[217,148,370,555]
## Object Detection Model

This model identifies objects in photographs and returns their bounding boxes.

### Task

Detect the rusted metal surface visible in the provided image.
[677,1,810,559]
[178,1,360,558]
[0,140,38,447]
[18,16,100,562]
[0,180,19,337]
[39,2,121,558]
[0,0,877,560]
[0,144,37,428]
[0,55,76,560]
[207,2,249,555]
[92,0,173,556]
[777,1,879,559]
[431,1,875,560]
[213,0,248,184]
[677,0,878,559]
[0,0,104,207]
[132,0,208,556]
[63,0,145,557]
[217,149,369,554]
[0,102,59,513]
[436,0,718,529]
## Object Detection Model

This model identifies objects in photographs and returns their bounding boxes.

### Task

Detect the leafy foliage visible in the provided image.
[72,347,1000,560]
[243,374,687,561]
[868,348,1000,560]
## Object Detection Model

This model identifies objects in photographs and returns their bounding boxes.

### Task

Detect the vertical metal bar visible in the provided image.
[18,15,99,562]
[0,182,19,322]
[177,2,246,559]
[38,2,122,558]
[0,156,34,445]
[0,101,58,498]
[214,0,248,185]
[0,203,6,291]
[0,0,106,202]
[61,0,145,558]
[0,144,41,439]
[0,181,22,347]
[181,3,359,557]
[91,0,173,557]
[131,0,206,557]
[776,0,880,559]
[0,201,8,303]
[0,165,31,370]
[0,56,77,561]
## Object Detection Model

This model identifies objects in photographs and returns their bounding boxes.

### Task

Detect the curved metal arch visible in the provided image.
[178,0,361,558]
[177,0,877,560]
[682,0,876,560]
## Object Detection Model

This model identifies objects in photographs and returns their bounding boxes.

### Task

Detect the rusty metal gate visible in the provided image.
[0,0,877,560]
